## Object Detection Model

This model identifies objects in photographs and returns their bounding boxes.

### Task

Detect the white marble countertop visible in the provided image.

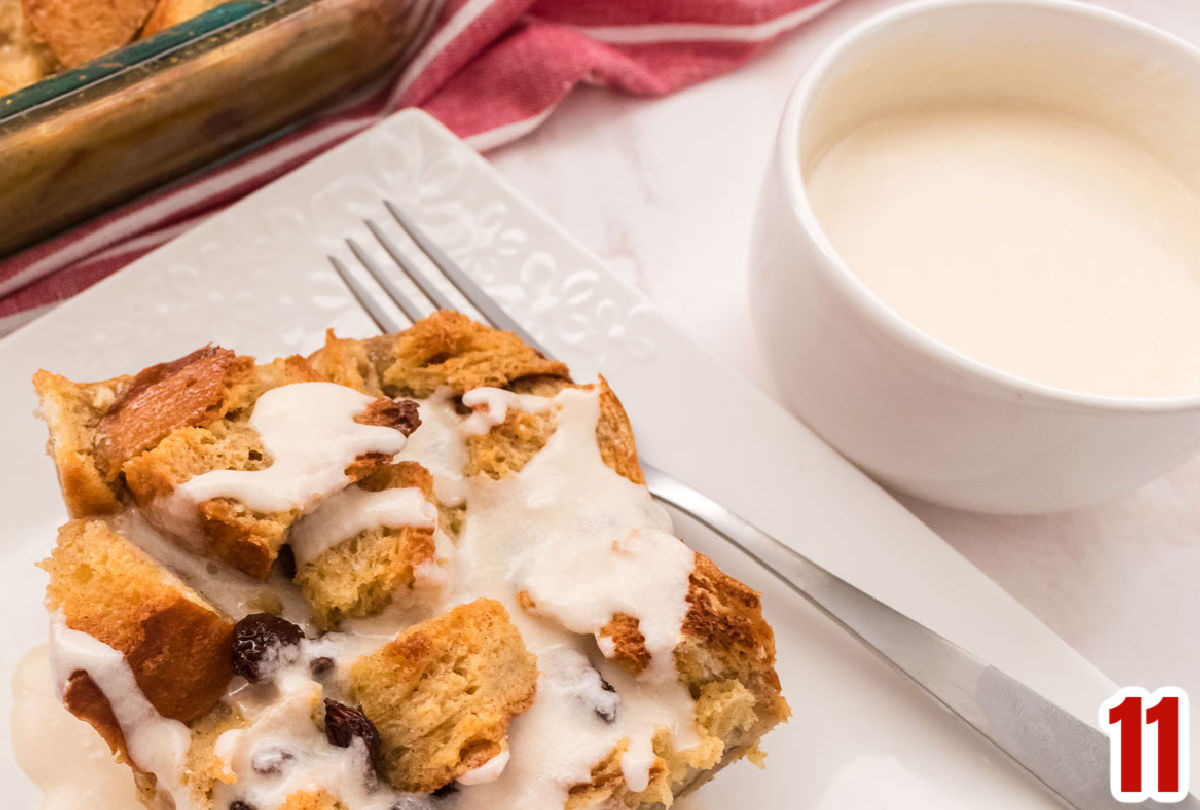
[489,0,1200,708]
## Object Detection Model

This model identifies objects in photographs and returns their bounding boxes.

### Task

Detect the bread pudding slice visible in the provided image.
[31,311,788,810]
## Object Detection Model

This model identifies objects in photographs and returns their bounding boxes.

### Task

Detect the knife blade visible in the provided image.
[643,465,1199,810]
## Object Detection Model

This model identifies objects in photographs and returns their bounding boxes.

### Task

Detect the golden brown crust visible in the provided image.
[94,345,254,479]
[36,348,413,580]
[41,519,234,726]
[598,612,650,677]
[309,330,388,396]
[384,310,569,396]
[594,376,643,484]
[350,598,538,792]
[62,670,130,760]
[676,554,790,759]
[115,354,394,580]
[32,369,127,516]
[22,0,157,68]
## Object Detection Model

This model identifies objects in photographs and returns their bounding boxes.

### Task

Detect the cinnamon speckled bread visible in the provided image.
[31,311,788,810]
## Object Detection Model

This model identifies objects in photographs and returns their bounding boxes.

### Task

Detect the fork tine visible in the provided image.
[328,255,405,333]
[366,220,458,312]
[346,238,426,324]
[384,200,550,356]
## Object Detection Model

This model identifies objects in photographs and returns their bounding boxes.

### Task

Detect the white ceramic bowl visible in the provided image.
[750,0,1200,514]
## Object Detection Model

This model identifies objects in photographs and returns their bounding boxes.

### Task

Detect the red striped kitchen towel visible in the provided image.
[0,0,839,334]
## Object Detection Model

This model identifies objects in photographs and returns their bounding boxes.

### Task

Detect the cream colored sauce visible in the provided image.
[449,387,699,810]
[48,615,199,810]
[806,103,1200,397]
[213,662,418,810]
[170,381,411,516]
[12,646,141,810]
[397,389,470,506]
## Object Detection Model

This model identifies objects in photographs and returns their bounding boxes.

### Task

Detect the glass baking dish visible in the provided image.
[0,0,440,256]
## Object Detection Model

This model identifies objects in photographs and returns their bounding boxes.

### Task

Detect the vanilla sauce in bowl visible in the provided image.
[805,101,1200,399]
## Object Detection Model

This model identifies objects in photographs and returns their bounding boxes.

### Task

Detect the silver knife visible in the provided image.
[643,464,1199,810]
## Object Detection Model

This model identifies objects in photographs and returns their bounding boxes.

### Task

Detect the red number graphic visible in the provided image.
[1099,686,1191,803]
[1108,694,1143,793]
[1147,696,1181,793]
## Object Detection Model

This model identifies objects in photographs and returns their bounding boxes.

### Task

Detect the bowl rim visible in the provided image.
[779,0,1200,414]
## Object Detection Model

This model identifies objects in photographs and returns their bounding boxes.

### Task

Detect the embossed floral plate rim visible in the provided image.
[0,109,1117,808]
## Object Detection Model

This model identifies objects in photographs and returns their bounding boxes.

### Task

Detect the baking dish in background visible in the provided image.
[0,0,440,256]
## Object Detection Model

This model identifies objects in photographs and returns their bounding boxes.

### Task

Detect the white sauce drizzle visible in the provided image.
[213,662,425,810]
[23,382,705,810]
[47,614,199,810]
[447,387,699,809]
[175,382,410,514]
[460,387,551,435]
[397,389,470,506]
[123,511,313,623]
[11,646,141,810]
[517,526,694,684]
[289,486,438,567]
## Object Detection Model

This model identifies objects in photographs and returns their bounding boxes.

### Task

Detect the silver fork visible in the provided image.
[330,202,1195,810]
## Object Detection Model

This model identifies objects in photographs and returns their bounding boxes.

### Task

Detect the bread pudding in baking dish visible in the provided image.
[0,0,225,96]
[32,311,789,810]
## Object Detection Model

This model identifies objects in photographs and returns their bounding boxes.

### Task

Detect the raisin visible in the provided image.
[431,783,459,799]
[232,613,304,682]
[275,545,297,581]
[310,656,336,678]
[324,699,382,769]
[594,673,618,723]
[356,398,421,435]
[251,747,295,775]
[230,802,257,810]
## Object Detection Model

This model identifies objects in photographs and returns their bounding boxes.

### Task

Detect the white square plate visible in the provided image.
[0,110,1118,808]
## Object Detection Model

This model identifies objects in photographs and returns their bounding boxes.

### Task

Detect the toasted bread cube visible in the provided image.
[463,376,642,484]
[41,519,234,756]
[92,346,255,478]
[296,462,439,629]
[350,598,537,792]
[310,310,569,399]
[33,370,128,516]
